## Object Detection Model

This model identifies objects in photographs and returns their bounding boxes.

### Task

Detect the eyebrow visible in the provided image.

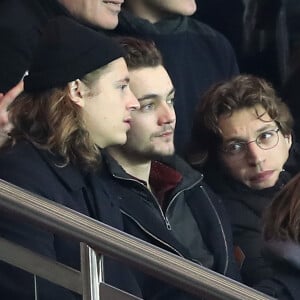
[223,123,278,143]
[115,76,130,84]
[138,87,175,102]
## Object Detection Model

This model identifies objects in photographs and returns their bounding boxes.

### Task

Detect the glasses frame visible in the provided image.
[221,128,280,158]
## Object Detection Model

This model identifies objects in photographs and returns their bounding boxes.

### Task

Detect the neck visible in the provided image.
[124,1,170,23]
[108,147,151,184]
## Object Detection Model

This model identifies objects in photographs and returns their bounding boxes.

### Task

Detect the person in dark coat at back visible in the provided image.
[0,16,141,300]
[100,36,240,300]
[0,0,124,136]
[255,172,300,299]
[112,0,239,154]
[186,74,300,287]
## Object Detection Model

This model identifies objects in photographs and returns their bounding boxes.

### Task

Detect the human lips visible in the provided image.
[103,0,123,11]
[124,117,132,128]
[156,129,174,138]
[249,170,274,183]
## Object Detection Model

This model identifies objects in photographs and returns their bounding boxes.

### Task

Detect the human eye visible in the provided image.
[140,101,155,112]
[119,83,128,91]
[166,97,175,106]
[257,130,276,144]
[223,142,244,155]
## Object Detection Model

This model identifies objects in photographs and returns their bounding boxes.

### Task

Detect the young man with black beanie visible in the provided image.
[0,16,141,300]
[0,0,124,137]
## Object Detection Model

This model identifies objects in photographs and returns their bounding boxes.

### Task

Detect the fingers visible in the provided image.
[0,81,24,129]
[0,80,24,108]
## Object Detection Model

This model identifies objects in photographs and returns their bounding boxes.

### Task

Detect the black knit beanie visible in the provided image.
[24,16,124,92]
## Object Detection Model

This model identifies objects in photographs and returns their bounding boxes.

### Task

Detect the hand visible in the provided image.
[0,80,24,128]
[0,81,24,145]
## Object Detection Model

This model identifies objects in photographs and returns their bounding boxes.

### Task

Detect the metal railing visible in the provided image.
[0,179,275,299]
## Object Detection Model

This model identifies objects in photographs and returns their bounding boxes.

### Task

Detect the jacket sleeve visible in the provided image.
[236,231,273,286]
[0,150,81,300]
[255,278,294,300]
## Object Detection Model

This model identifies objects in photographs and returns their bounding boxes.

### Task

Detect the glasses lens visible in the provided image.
[222,129,280,159]
[257,129,279,150]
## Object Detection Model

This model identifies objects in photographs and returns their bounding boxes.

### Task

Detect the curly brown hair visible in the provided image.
[187,74,294,167]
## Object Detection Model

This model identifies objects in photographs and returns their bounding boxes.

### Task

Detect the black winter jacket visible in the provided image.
[112,11,239,154]
[0,0,73,92]
[256,240,300,300]
[101,151,240,299]
[200,144,300,287]
[0,141,142,300]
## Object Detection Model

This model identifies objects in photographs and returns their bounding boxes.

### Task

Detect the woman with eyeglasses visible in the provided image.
[186,74,300,288]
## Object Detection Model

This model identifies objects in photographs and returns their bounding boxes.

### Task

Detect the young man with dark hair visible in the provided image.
[112,0,239,154]
[187,74,300,287]
[100,36,240,300]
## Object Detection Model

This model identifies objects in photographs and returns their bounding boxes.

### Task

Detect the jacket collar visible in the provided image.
[102,150,204,190]
[150,160,182,208]
[37,146,87,192]
[117,9,188,35]
[43,0,72,17]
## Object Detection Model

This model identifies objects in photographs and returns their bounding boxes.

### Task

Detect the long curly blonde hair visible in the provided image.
[7,67,107,171]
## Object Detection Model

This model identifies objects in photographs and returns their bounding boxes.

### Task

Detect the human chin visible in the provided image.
[115,129,129,145]
[246,172,279,190]
[93,13,119,29]
[101,130,127,148]
[155,142,175,156]
[177,1,197,16]
[97,2,122,28]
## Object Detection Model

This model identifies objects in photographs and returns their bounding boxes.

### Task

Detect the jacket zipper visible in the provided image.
[165,174,229,275]
[113,175,172,230]
[120,209,184,257]
[114,169,229,274]
[165,174,203,216]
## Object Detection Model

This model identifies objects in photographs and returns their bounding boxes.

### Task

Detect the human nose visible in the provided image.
[246,141,265,166]
[157,103,175,125]
[126,88,140,111]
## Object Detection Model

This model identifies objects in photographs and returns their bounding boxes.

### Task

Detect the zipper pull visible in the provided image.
[165,217,172,230]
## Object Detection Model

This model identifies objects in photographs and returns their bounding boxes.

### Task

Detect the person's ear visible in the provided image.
[286,133,293,149]
[68,79,85,107]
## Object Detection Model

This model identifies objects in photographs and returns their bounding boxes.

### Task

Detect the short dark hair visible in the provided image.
[116,36,163,70]
[187,74,294,167]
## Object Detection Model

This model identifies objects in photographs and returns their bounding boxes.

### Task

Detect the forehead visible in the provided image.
[129,66,173,98]
[103,57,128,77]
[218,105,275,138]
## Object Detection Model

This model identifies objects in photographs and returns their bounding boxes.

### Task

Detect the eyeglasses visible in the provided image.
[221,128,280,159]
